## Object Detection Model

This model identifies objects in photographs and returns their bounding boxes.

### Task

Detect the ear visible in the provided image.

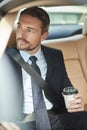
[41,31,49,41]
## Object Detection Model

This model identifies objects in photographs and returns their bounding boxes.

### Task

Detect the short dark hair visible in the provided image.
[20,6,50,33]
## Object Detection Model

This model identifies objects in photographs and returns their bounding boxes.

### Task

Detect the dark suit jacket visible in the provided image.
[41,45,72,114]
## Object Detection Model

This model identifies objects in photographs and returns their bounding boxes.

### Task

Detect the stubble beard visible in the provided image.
[16,38,40,53]
[16,38,31,51]
[16,41,39,52]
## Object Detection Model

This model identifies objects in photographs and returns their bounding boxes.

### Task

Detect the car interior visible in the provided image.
[0,0,87,112]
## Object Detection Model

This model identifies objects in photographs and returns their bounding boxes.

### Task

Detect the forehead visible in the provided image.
[19,14,42,27]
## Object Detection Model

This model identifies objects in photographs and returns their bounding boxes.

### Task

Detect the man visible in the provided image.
[1,6,87,130]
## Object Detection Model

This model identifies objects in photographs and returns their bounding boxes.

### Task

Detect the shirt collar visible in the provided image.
[20,47,42,62]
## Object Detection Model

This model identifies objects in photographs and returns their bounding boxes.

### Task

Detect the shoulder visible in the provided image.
[41,45,63,57]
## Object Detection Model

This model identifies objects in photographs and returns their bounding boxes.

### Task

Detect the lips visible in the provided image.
[17,39,25,43]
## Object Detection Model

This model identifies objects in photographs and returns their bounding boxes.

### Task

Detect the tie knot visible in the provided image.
[29,56,41,75]
[29,56,37,64]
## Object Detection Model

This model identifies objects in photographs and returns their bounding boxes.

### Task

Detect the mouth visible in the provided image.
[16,39,30,50]
[17,39,28,44]
[16,38,30,47]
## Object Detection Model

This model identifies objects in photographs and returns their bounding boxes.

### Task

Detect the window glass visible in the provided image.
[42,6,87,25]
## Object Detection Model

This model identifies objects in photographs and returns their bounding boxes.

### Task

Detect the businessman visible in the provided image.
[1,6,87,130]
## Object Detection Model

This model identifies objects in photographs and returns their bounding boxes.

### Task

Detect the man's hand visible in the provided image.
[67,93,84,112]
[0,122,20,130]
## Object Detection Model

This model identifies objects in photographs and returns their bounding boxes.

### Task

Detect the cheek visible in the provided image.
[32,37,42,45]
[28,34,40,42]
[34,34,42,41]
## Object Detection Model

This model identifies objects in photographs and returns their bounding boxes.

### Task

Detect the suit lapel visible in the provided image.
[41,45,53,83]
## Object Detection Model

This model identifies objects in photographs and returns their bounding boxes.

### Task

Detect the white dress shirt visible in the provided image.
[20,48,53,114]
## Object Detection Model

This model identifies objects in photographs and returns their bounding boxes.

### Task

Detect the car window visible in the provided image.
[41,6,87,40]
[42,6,87,25]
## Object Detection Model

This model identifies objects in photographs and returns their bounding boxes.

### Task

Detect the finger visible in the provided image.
[67,102,84,112]
[69,98,82,105]
[67,107,84,112]
[74,93,82,99]
[68,103,82,109]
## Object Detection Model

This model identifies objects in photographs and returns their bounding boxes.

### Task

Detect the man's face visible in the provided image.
[16,14,48,54]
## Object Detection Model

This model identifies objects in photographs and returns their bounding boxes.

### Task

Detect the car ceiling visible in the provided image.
[0,0,87,16]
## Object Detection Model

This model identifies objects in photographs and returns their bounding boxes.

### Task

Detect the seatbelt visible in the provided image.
[6,48,48,91]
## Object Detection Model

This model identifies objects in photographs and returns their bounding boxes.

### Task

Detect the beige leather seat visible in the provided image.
[43,34,87,110]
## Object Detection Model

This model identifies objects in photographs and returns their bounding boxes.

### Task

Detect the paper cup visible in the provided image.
[63,87,78,108]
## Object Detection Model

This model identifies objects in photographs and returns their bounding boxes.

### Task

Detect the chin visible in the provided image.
[17,46,29,51]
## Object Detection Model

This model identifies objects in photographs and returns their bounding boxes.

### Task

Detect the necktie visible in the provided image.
[29,56,51,130]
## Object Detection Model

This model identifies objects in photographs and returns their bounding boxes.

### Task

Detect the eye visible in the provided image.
[27,28,35,33]
[28,29,33,32]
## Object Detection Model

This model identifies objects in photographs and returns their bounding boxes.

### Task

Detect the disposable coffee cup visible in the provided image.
[63,87,78,108]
